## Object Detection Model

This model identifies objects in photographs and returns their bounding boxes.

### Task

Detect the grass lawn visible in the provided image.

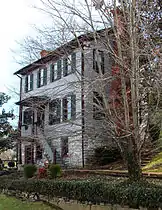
[0,195,54,210]
[143,151,162,172]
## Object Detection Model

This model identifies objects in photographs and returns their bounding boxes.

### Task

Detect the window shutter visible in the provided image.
[50,64,54,83]
[43,68,47,85]
[71,53,76,73]
[63,58,68,76]
[71,94,76,120]
[57,60,61,79]
[25,76,28,93]
[62,97,68,121]
[56,99,61,123]
[30,74,33,91]
[37,70,41,88]
[101,52,104,74]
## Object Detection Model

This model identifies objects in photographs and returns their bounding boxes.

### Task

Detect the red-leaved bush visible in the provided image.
[38,167,47,179]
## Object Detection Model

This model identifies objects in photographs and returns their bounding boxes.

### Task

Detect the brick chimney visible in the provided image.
[111,8,126,36]
[40,50,49,58]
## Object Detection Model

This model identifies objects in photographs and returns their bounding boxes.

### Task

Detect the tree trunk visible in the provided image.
[126,150,142,182]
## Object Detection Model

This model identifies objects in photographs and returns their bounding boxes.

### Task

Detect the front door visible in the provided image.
[25,144,34,164]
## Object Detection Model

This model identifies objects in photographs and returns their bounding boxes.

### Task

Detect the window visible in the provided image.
[37,68,47,88]
[50,63,57,82]
[62,94,76,121]
[23,109,33,125]
[25,74,33,93]
[61,137,68,157]
[63,52,76,76]
[93,91,105,119]
[49,99,61,125]
[93,49,104,74]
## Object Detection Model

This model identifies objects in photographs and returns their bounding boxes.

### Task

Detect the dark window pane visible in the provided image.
[93,91,105,119]
[93,49,104,74]
[49,99,61,125]
[23,110,33,125]
[71,52,76,73]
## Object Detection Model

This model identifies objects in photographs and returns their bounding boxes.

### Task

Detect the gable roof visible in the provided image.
[14,28,112,76]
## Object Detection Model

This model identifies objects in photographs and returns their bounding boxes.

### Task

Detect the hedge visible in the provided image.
[0,178,161,208]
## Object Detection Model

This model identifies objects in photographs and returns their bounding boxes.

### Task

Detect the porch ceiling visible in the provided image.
[15,96,50,107]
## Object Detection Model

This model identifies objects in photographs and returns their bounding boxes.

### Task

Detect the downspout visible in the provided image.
[15,74,22,164]
[81,50,85,168]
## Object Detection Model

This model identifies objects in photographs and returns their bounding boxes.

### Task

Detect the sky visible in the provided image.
[0,0,46,126]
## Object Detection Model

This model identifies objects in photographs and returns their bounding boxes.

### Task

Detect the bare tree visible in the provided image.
[15,0,161,181]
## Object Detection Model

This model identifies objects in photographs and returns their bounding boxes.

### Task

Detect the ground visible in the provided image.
[0,195,53,210]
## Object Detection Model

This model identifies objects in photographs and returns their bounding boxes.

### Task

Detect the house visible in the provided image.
[14,29,114,167]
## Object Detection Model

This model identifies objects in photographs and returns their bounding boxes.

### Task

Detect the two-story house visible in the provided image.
[14,29,113,167]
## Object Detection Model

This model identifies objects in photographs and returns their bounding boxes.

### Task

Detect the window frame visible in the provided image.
[49,99,61,125]
[62,94,76,122]
[93,49,104,74]
[37,68,47,88]
[24,74,33,93]
[93,91,105,120]
[63,52,76,77]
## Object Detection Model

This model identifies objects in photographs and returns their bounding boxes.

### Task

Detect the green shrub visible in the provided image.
[94,147,121,165]
[23,164,37,179]
[0,179,161,208]
[48,164,61,178]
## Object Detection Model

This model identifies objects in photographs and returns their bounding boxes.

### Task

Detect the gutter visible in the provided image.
[81,50,85,168]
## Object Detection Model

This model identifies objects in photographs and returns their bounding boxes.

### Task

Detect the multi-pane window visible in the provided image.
[93,91,105,120]
[23,109,33,125]
[62,94,76,121]
[61,137,68,157]
[93,49,104,74]
[50,60,62,82]
[49,99,61,125]
[63,52,76,76]
[25,74,33,93]
[37,68,47,88]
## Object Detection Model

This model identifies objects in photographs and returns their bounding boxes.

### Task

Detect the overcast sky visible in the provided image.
[0,0,45,125]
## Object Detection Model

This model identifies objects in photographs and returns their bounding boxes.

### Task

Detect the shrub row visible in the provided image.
[0,178,161,208]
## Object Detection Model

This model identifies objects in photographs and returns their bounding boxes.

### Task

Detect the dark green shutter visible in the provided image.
[25,76,28,93]
[71,53,76,73]
[50,64,54,82]
[57,99,61,123]
[37,70,41,88]
[63,58,68,76]
[43,68,47,85]
[62,97,67,121]
[57,60,61,79]
[71,94,76,120]
[30,74,33,90]
[101,51,104,74]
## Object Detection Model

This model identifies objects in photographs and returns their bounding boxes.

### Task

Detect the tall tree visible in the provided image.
[0,92,15,153]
